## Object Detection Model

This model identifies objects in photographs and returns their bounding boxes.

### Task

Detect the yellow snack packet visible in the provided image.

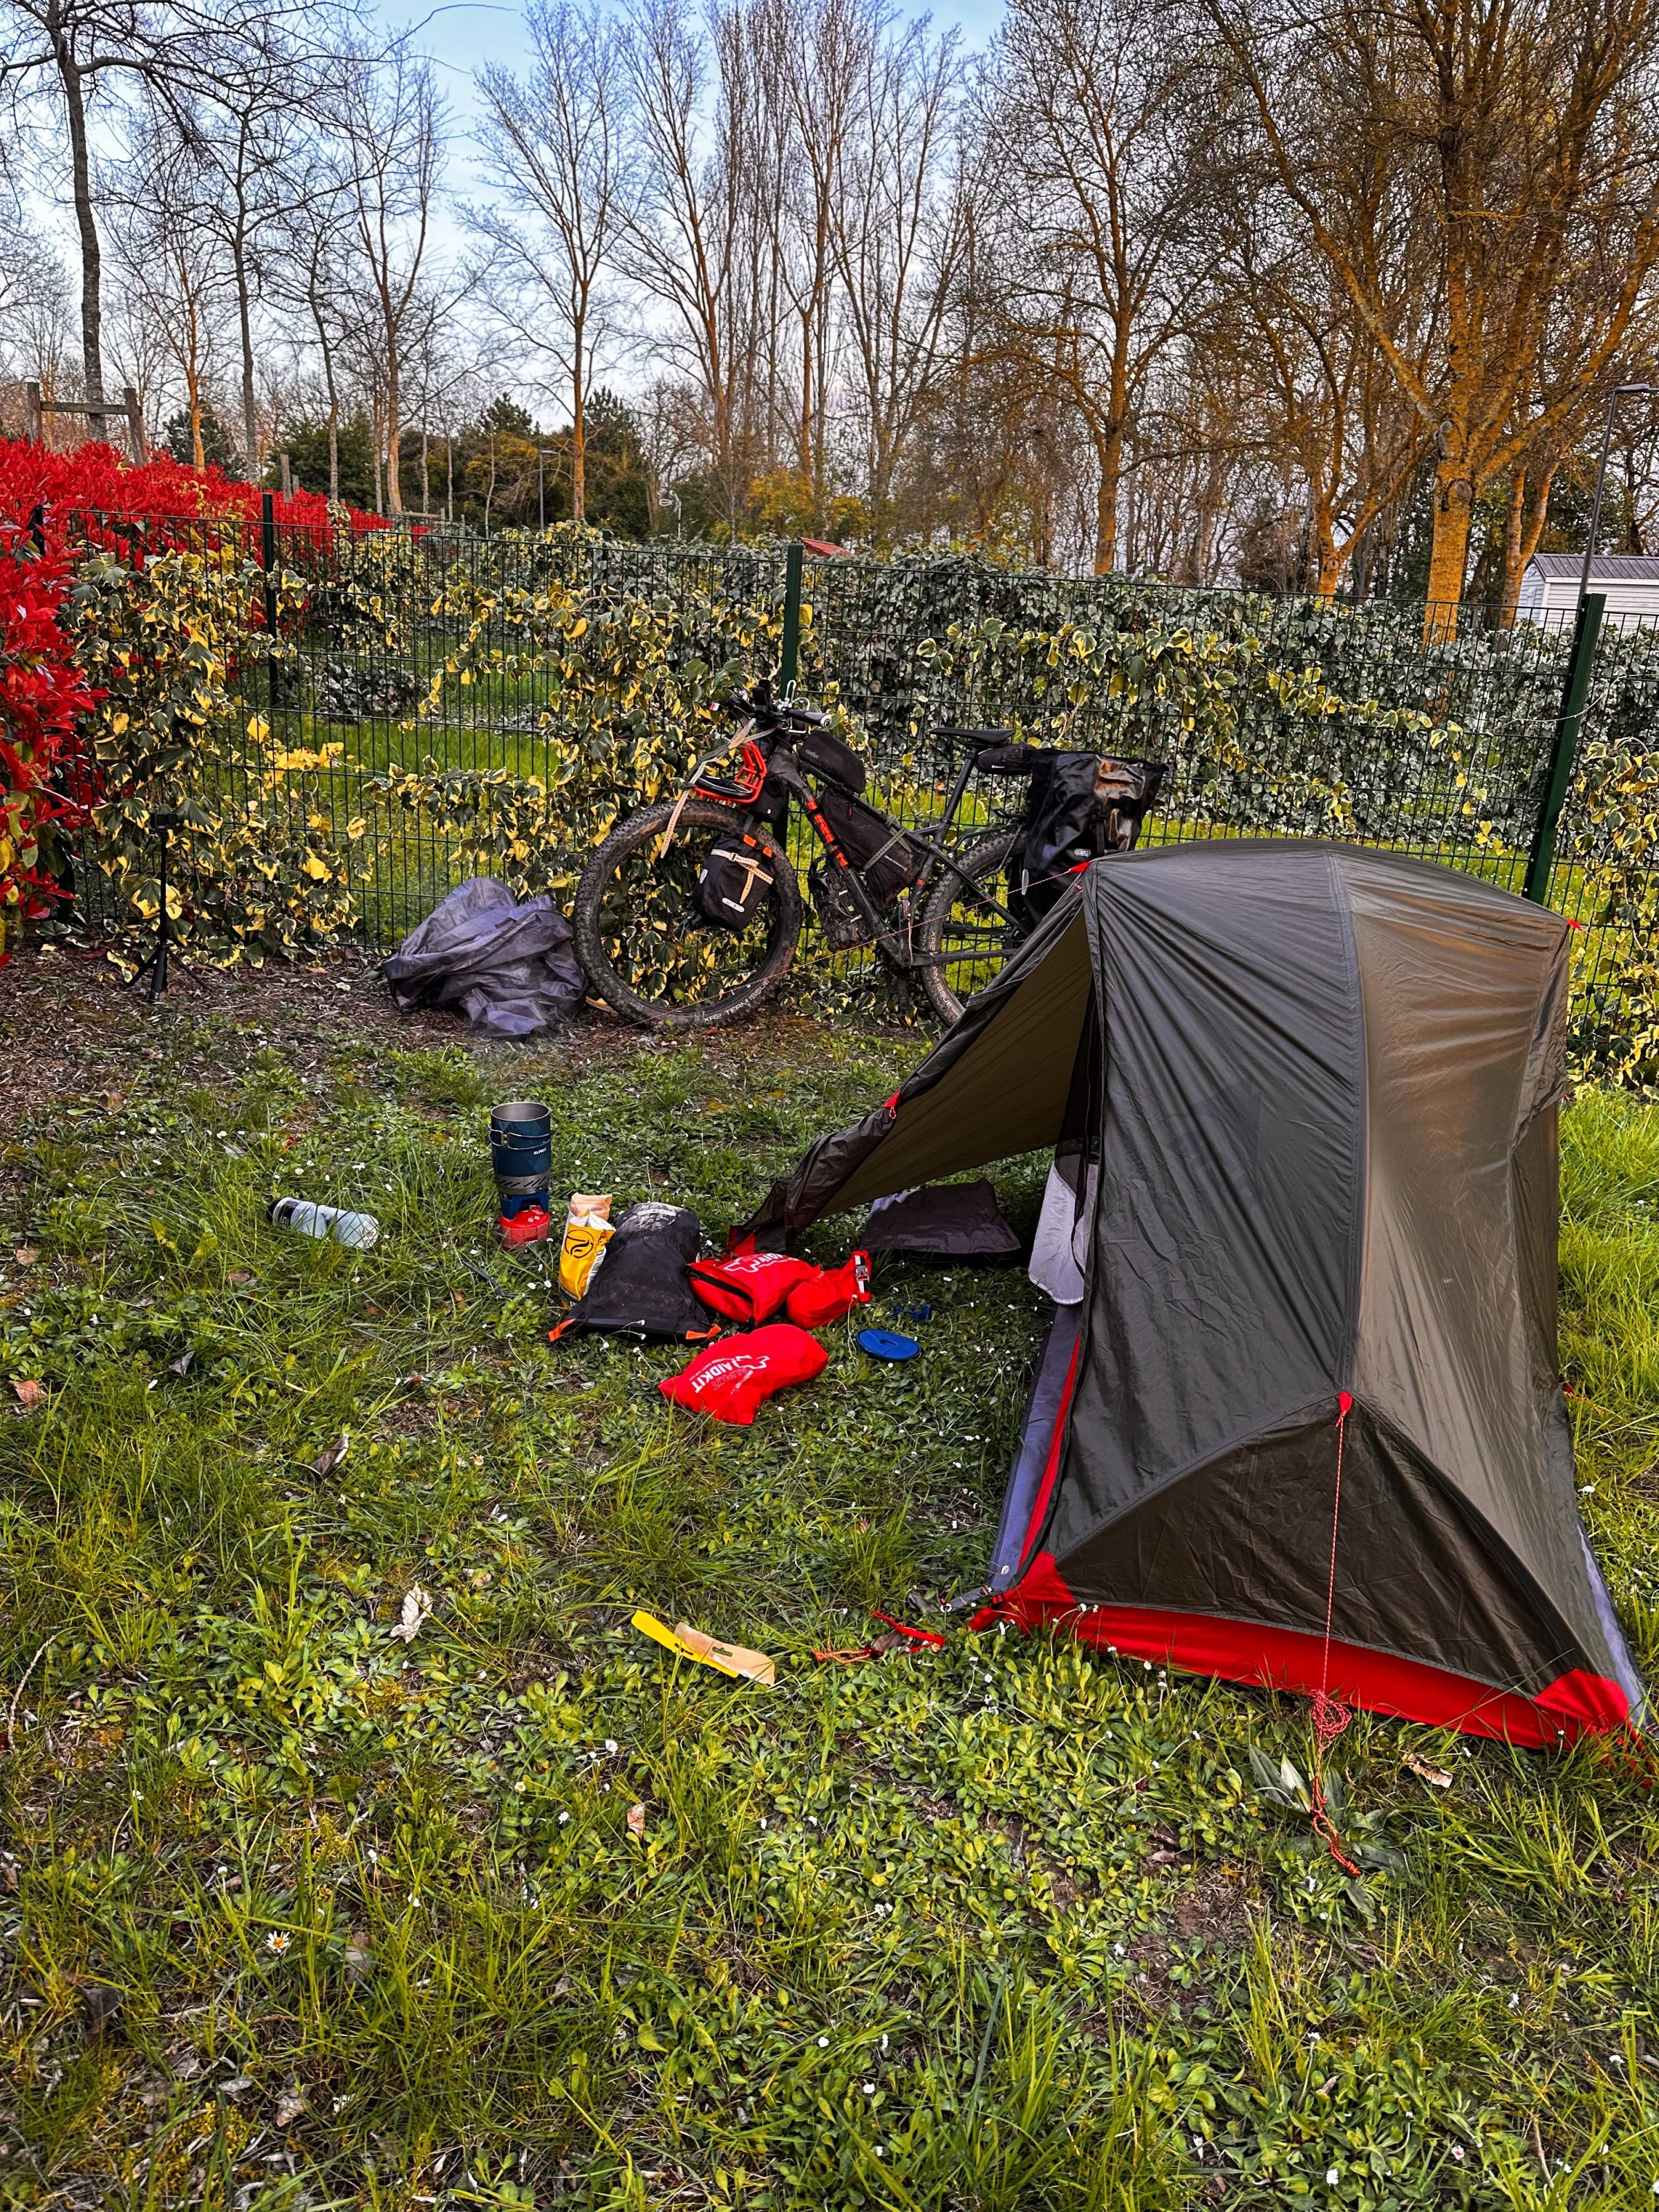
[559,1194,614,1300]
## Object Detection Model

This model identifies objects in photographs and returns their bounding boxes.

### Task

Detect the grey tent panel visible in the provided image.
[738,841,1644,1743]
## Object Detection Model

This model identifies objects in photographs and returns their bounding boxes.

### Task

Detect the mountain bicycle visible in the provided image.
[571,687,1162,1030]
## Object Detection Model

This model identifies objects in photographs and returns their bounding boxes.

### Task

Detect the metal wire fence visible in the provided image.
[61,508,1659,1057]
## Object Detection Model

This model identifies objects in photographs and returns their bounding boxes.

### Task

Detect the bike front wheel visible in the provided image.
[572,797,804,1029]
[915,827,1027,1026]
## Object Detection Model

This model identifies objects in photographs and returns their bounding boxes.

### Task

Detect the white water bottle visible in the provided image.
[269,1197,381,1249]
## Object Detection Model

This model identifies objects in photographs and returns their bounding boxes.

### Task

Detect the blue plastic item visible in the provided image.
[859,1327,919,1362]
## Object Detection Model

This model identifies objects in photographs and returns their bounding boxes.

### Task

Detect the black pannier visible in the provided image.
[1018,753,1163,923]
[796,725,868,794]
[694,828,780,930]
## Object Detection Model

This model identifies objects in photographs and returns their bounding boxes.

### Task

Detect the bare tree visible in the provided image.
[101,100,231,467]
[0,0,330,440]
[194,30,323,476]
[1197,125,1432,595]
[975,0,1213,574]
[827,7,964,532]
[337,35,442,516]
[619,0,755,521]
[274,151,358,501]
[473,0,632,521]
[1208,0,1659,621]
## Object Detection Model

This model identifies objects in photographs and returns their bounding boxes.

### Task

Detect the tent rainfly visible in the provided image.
[740,841,1645,1746]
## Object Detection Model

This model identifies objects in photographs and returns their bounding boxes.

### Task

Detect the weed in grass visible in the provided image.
[3,1007,1659,2207]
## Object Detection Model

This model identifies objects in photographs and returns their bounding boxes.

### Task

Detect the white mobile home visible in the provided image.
[1517,552,1659,628]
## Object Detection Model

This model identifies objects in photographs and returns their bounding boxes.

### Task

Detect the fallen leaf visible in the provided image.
[227,1269,256,1287]
[168,1349,194,1378]
[627,1801,646,1838]
[12,1246,38,1266]
[312,1433,350,1479]
[388,1584,433,1642]
[218,2075,252,2097]
[343,1933,373,1984]
[274,2087,306,2126]
[11,1379,44,1410]
[1403,1750,1454,1790]
[82,1984,122,2032]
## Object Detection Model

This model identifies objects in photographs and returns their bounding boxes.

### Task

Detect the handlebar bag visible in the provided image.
[549,1201,717,1342]
[693,828,780,930]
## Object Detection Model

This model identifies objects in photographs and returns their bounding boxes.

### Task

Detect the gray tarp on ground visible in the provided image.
[737,841,1646,1736]
[382,877,585,1039]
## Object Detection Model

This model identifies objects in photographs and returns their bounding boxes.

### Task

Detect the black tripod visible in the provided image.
[124,810,206,1004]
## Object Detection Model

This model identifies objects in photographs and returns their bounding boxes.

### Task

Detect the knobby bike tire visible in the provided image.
[572,797,805,1031]
[915,826,1026,1026]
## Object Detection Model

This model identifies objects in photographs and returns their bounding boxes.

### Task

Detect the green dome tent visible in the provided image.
[740,841,1644,1746]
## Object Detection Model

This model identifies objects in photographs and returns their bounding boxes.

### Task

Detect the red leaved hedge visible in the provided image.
[0,435,382,946]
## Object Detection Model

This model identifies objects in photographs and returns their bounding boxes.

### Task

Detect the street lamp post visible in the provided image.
[1579,383,1658,610]
[537,447,560,532]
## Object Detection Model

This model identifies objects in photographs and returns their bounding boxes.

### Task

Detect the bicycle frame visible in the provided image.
[741,744,1022,973]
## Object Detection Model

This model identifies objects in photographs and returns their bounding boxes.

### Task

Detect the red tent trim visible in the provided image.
[975,1552,1631,1747]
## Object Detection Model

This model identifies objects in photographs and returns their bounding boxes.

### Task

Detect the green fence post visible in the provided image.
[1524,592,1605,905]
[778,540,803,694]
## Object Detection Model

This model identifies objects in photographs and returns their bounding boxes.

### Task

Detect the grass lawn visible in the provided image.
[3,953,1659,2210]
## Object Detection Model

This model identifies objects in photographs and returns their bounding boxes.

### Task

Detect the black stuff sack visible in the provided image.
[550,1201,717,1342]
[694,830,780,931]
[864,1180,1022,1262]
[382,876,585,1039]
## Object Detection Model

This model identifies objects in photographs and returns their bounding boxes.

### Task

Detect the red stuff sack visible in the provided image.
[785,1251,872,1328]
[659,1323,829,1425]
[689,1250,816,1323]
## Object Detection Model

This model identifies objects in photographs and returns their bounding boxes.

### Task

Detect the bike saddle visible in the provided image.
[934,724,1014,749]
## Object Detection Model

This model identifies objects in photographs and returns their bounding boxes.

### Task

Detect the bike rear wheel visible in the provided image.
[573,797,803,1029]
[916,827,1027,1026]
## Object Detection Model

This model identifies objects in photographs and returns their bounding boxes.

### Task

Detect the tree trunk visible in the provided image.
[420,429,429,514]
[445,433,453,523]
[1498,463,1553,625]
[1424,467,1476,638]
[1311,500,1344,599]
[1094,422,1123,574]
[570,326,586,523]
[233,234,259,477]
[1499,471,1528,627]
[384,346,402,515]
[54,35,109,439]
[187,366,205,471]
[328,408,339,504]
